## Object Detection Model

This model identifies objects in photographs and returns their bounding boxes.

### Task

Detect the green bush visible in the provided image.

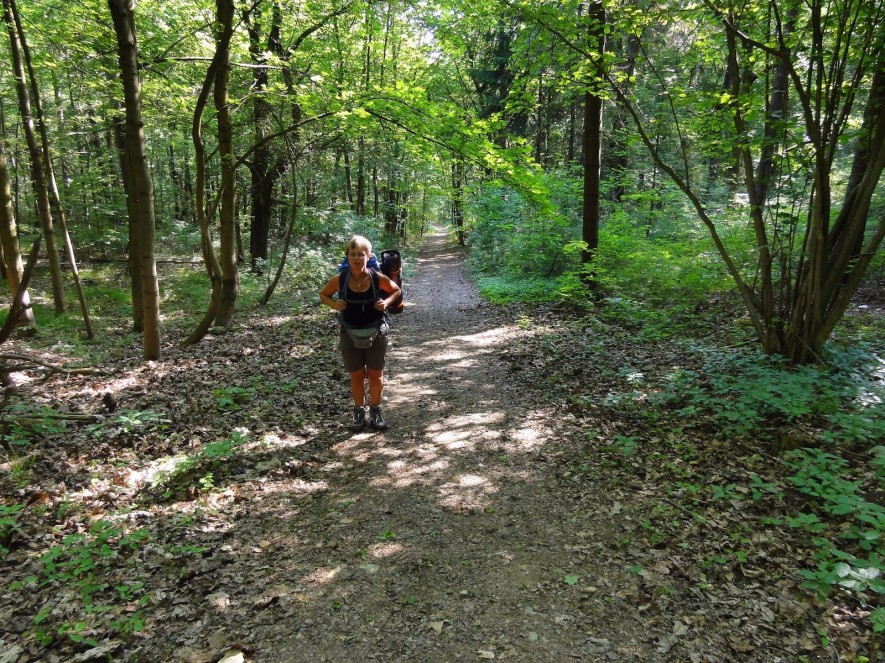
[656,347,881,441]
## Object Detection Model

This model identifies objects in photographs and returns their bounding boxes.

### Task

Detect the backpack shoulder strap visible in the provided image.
[369,267,379,300]
[339,266,349,300]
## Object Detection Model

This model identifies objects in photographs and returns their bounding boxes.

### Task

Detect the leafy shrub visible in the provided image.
[8,519,150,646]
[0,503,24,555]
[475,275,560,305]
[656,347,881,441]
[0,403,68,448]
[85,409,170,441]
[592,209,734,306]
[653,345,884,623]
[147,430,250,497]
[463,171,741,313]
[466,180,578,279]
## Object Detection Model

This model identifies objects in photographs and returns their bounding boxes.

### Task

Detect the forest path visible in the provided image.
[235,229,646,661]
[2,230,870,663]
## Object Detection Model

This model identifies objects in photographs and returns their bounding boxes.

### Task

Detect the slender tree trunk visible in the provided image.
[14,0,92,337]
[244,1,283,273]
[451,160,464,246]
[261,159,299,306]
[0,135,34,328]
[372,165,379,217]
[357,3,372,217]
[581,1,605,282]
[534,69,544,164]
[0,236,39,346]
[343,148,354,207]
[753,9,796,207]
[184,50,224,346]
[212,0,239,328]
[108,0,161,360]
[795,47,885,361]
[609,26,640,203]
[357,137,366,216]
[384,175,398,234]
[182,144,195,225]
[113,115,144,331]
[51,76,69,194]
[725,22,777,352]
[168,143,182,221]
[830,46,885,265]
[2,0,65,312]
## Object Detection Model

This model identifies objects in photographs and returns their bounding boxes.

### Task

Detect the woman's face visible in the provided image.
[347,248,369,272]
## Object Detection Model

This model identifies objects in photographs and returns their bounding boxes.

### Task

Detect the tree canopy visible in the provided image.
[1,0,879,362]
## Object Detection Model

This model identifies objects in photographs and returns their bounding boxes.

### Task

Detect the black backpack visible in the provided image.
[379,250,403,314]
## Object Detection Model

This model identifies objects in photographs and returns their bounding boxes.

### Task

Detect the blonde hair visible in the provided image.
[345,235,373,256]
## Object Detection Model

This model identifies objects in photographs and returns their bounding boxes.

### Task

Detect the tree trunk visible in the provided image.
[244,2,283,273]
[261,163,299,306]
[184,0,230,346]
[343,147,354,208]
[357,136,366,216]
[795,47,885,361]
[581,1,605,281]
[113,115,143,332]
[0,135,34,328]
[384,175,398,234]
[372,165,379,217]
[451,160,464,246]
[212,0,239,328]
[168,143,182,221]
[609,26,640,203]
[1,0,64,312]
[607,1,884,364]
[108,0,161,360]
[0,237,40,346]
[15,0,93,337]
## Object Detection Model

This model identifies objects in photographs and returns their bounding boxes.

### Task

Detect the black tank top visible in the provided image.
[340,271,383,328]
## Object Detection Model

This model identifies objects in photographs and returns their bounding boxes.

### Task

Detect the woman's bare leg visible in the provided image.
[349,368,367,406]
[367,368,384,407]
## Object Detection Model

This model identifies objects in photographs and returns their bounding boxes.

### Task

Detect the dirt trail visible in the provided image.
[2,230,873,662]
[225,229,645,661]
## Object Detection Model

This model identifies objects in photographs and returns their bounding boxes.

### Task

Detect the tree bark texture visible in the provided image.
[108,0,161,360]
[212,0,239,328]
[113,115,144,332]
[245,2,284,273]
[0,136,34,328]
[0,236,39,346]
[451,160,464,246]
[581,1,605,277]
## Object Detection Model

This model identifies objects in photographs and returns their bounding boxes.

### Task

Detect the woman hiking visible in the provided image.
[319,235,401,431]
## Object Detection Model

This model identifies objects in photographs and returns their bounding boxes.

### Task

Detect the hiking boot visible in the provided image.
[369,406,388,431]
[350,406,366,431]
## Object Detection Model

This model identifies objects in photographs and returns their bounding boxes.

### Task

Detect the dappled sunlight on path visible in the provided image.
[324,230,553,512]
[235,229,635,662]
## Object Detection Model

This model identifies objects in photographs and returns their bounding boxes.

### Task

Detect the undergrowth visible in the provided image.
[566,330,885,634]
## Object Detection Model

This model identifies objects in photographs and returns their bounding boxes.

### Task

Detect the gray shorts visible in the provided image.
[340,327,388,373]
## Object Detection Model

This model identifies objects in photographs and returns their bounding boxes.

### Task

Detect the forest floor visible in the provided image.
[0,229,881,663]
